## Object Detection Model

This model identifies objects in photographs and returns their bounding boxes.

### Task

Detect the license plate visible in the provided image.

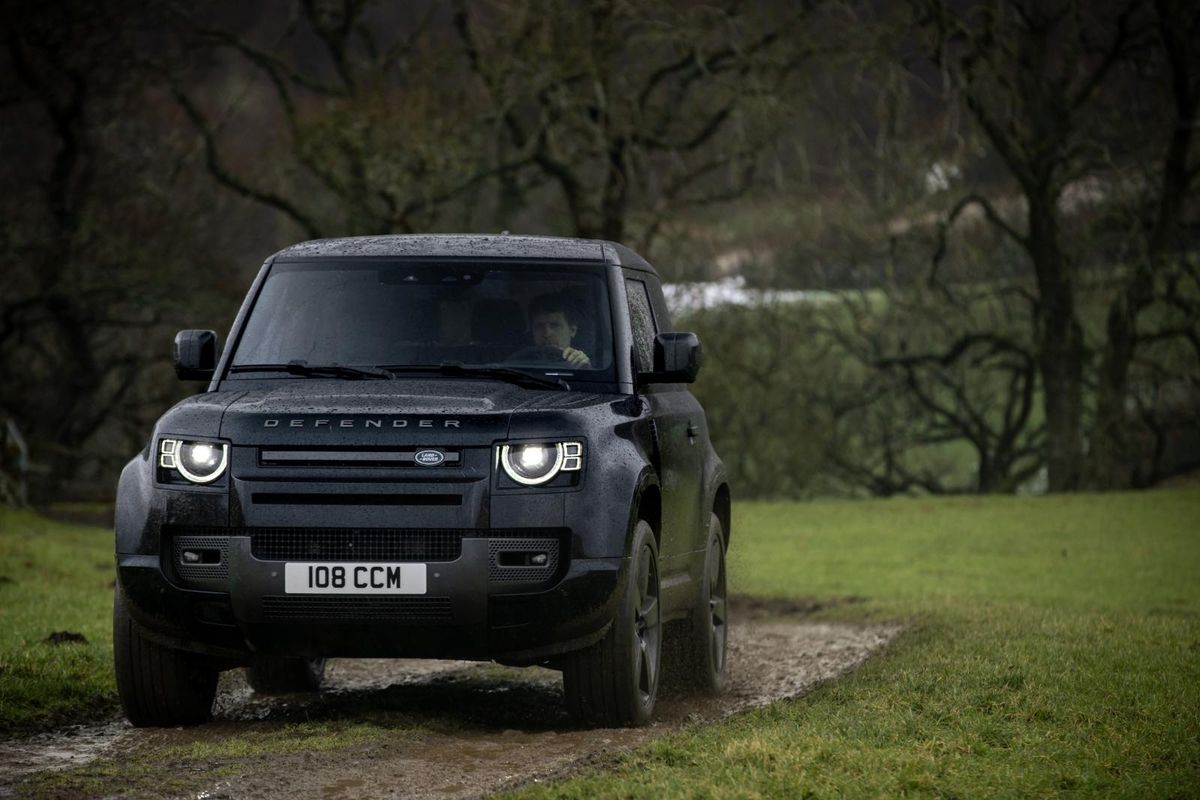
[284,563,427,594]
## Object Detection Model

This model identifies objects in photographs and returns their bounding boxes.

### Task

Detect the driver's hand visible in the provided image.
[562,347,591,368]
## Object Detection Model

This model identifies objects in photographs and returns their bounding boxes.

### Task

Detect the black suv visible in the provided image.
[114,234,730,727]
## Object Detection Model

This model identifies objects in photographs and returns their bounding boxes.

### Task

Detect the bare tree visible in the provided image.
[811,278,1044,495]
[705,7,1052,497]
[915,0,1199,491]
[452,0,813,253]
[915,0,1144,490]
[168,1,813,252]
[164,0,519,237]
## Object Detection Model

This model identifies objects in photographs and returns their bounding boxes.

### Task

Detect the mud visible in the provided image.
[0,722,128,786]
[0,603,901,799]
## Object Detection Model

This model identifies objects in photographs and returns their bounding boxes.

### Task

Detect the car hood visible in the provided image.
[210,379,612,445]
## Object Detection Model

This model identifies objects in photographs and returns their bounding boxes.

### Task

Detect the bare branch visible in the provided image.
[170,83,323,239]
[1068,0,1142,111]
[165,2,346,97]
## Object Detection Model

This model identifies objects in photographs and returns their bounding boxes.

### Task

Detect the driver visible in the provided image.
[528,292,592,368]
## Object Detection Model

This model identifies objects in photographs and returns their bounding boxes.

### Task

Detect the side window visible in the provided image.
[625,278,657,373]
[645,279,673,333]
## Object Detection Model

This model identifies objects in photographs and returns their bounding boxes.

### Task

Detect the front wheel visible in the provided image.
[113,587,218,727]
[563,520,661,727]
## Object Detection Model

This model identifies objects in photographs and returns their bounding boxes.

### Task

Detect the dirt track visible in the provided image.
[0,601,900,799]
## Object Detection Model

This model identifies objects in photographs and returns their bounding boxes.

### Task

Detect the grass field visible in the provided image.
[508,490,1200,799]
[2,491,1199,797]
[0,509,116,733]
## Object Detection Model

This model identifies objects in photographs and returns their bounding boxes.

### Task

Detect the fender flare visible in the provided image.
[624,467,662,554]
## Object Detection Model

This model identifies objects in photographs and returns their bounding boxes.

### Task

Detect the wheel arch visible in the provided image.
[628,469,662,553]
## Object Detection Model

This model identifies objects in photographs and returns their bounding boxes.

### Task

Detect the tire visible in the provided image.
[113,586,218,727]
[245,657,327,694]
[678,513,729,694]
[563,520,662,727]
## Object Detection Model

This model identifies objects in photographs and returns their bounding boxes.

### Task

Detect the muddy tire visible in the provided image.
[676,513,729,694]
[113,587,218,727]
[245,657,327,694]
[563,520,661,727]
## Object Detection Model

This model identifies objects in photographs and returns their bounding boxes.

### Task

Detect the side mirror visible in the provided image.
[640,332,702,384]
[174,330,217,381]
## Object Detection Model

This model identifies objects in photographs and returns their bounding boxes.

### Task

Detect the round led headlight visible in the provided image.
[501,443,562,485]
[159,438,229,484]
[499,441,584,486]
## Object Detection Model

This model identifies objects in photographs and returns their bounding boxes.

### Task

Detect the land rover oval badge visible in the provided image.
[414,449,446,466]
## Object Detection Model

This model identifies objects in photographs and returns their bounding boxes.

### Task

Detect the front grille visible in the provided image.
[261,595,452,622]
[253,528,470,561]
[164,526,569,564]
[258,448,462,467]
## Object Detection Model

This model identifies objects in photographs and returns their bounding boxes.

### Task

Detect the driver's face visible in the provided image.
[531,311,576,349]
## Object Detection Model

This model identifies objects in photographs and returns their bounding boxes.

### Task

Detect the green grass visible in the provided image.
[0,508,116,734]
[728,492,1198,615]
[507,489,1200,799]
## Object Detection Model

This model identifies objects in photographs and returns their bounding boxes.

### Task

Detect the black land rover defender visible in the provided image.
[114,234,730,728]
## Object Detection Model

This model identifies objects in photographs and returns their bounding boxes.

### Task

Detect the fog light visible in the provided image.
[182,550,201,564]
[531,553,548,566]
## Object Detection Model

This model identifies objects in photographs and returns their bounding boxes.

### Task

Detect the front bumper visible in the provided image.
[117,535,624,664]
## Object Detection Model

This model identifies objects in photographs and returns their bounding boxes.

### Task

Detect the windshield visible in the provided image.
[228,260,615,382]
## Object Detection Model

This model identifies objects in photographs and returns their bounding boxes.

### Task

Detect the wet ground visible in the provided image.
[0,600,900,799]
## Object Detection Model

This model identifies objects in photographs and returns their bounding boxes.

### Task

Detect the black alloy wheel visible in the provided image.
[706,519,729,683]
[664,513,729,694]
[563,520,662,726]
[633,535,663,709]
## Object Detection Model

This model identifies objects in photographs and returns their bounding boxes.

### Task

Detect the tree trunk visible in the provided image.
[1092,297,1141,488]
[1039,318,1086,492]
[1028,195,1087,492]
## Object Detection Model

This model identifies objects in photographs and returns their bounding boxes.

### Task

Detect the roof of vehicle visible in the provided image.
[270,234,657,274]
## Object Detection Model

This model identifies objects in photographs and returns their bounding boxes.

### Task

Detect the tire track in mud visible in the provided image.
[1,603,901,800]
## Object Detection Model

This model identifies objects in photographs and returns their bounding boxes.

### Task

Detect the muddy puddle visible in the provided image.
[0,599,900,799]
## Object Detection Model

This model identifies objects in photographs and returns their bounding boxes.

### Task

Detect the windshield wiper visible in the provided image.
[229,361,393,380]
[380,363,569,391]
[442,363,571,391]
